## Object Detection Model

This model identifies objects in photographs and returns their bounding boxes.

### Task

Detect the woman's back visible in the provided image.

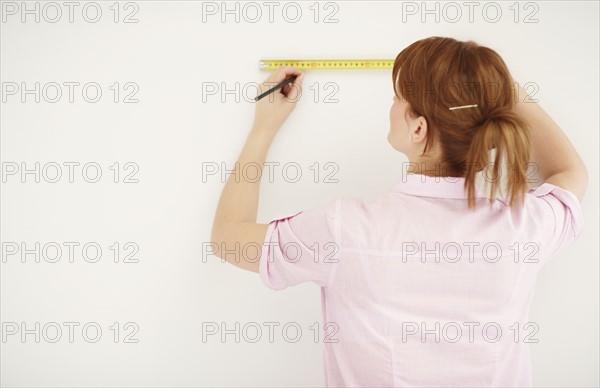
[259,172,584,386]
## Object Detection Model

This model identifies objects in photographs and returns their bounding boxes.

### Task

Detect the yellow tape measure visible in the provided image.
[259,59,394,70]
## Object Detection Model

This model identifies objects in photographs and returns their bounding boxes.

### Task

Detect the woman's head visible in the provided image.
[388,36,532,209]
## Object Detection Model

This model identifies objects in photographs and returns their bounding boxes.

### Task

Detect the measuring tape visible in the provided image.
[259,59,394,70]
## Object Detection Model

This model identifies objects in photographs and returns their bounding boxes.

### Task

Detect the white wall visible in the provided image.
[1,1,598,386]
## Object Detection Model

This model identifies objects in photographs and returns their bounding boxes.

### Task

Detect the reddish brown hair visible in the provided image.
[392,36,532,210]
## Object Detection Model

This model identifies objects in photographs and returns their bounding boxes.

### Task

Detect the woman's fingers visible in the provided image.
[271,66,302,84]
[261,66,303,100]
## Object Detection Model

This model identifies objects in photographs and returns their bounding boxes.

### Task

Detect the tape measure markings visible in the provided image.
[259,59,394,70]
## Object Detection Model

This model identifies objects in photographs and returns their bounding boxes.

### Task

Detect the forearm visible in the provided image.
[512,82,587,182]
[211,128,276,234]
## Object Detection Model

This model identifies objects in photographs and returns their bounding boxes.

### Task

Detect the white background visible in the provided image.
[1,1,598,386]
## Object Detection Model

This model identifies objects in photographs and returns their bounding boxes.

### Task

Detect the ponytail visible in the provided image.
[464,107,532,210]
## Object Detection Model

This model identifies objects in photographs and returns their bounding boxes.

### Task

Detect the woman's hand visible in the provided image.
[252,66,304,134]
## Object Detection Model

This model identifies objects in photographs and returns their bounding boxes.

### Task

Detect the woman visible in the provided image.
[211,36,588,386]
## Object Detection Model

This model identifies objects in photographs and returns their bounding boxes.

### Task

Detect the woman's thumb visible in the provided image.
[286,72,303,102]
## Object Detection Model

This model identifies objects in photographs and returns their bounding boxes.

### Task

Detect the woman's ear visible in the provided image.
[413,116,428,140]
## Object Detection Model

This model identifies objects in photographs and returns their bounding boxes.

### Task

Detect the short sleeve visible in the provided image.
[259,198,341,290]
[528,182,585,260]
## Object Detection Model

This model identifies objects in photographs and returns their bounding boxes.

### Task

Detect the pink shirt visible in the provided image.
[259,172,584,387]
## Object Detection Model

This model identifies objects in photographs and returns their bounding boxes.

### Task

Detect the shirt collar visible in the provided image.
[392,172,491,199]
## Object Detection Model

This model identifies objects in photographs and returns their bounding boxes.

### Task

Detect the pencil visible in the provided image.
[254,75,298,102]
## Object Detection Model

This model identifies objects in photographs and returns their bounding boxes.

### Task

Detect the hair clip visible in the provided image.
[449,104,478,111]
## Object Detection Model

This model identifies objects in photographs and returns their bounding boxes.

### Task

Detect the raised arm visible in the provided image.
[512,82,588,203]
